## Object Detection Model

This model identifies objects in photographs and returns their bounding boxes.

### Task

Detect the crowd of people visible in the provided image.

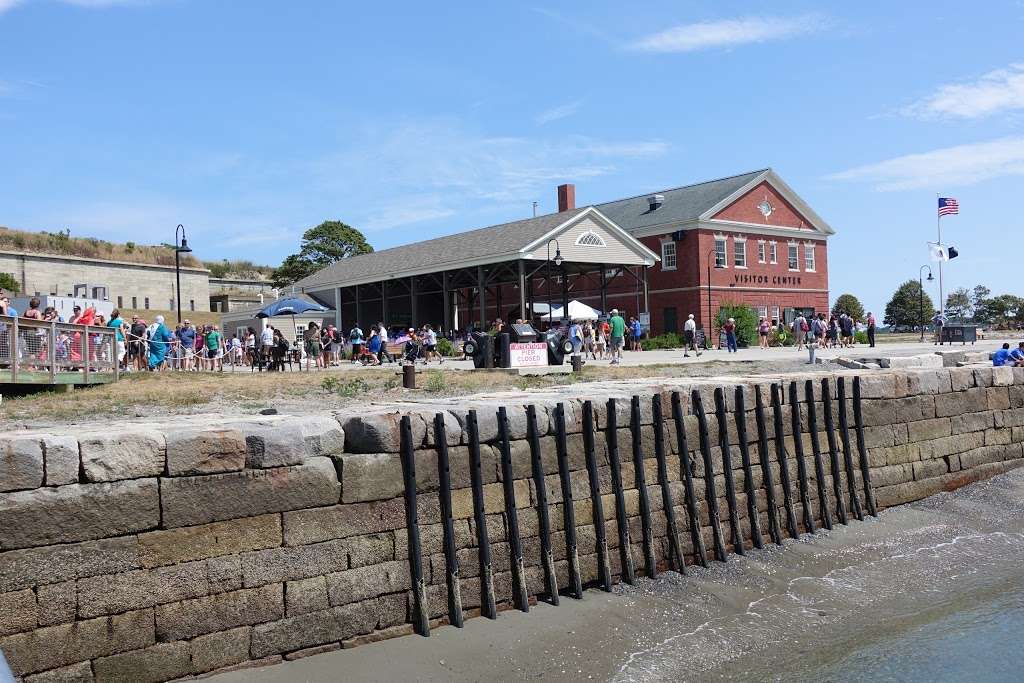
[545,309,641,365]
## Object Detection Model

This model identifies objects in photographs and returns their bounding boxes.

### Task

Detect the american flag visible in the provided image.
[938,197,959,216]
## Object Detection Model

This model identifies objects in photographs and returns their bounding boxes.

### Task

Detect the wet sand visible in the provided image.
[209,467,1024,682]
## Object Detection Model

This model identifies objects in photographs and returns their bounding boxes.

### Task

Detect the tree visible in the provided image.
[271,220,373,288]
[0,272,19,295]
[884,279,934,329]
[715,303,758,348]
[971,285,992,322]
[945,288,971,322]
[978,294,1024,328]
[831,293,865,321]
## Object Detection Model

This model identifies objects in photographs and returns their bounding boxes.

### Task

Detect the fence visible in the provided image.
[0,314,119,385]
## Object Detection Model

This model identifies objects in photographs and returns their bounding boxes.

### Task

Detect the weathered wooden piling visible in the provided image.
[804,379,833,531]
[497,406,529,611]
[631,396,658,578]
[853,376,879,517]
[821,378,848,525]
[555,403,584,598]
[582,400,613,590]
[400,416,430,636]
[671,391,708,567]
[433,413,463,627]
[837,378,865,521]
[714,387,744,555]
[466,410,497,619]
[754,386,784,545]
[788,382,815,534]
[526,404,558,605]
[605,398,636,583]
[734,386,764,549]
[653,394,686,573]
[692,389,727,562]
[770,383,800,539]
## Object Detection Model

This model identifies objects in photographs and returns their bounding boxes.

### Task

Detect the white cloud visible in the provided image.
[535,100,581,125]
[827,137,1024,191]
[0,0,21,14]
[630,15,825,53]
[0,0,147,15]
[903,63,1024,119]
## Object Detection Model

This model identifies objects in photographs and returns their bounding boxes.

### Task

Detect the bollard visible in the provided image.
[733,387,764,550]
[671,391,708,568]
[692,390,727,563]
[807,346,816,364]
[582,400,613,591]
[605,398,636,584]
[555,403,583,598]
[653,394,686,573]
[770,383,800,539]
[403,364,416,389]
[804,380,833,531]
[821,378,849,526]
[497,406,529,611]
[433,413,463,627]
[526,404,558,605]
[714,387,744,556]
[754,386,784,546]
[788,382,815,534]
[631,396,658,579]
[837,378,864,521]
[853,376,879,517]
[400,416,430,636]
[571,354,583,373]
[466,410,497,619]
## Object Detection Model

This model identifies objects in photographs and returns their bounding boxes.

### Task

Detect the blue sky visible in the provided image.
[1,1,1022,314]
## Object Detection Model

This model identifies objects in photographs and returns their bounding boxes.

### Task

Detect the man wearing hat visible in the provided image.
[68,304,83,324]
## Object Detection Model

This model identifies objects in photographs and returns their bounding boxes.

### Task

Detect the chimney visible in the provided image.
[557,183,576,212]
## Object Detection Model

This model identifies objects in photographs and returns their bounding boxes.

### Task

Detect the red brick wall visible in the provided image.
[713,181,817,231]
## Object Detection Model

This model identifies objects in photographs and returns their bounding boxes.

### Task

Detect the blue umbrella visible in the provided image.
[255,297,329,318]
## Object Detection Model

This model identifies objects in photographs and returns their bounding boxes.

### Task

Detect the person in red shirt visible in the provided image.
[723,317,738,353]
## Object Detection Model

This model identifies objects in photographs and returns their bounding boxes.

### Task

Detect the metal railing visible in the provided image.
[0,314,119,385]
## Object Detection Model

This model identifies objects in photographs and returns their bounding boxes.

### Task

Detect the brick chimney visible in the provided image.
[557,183,576,212]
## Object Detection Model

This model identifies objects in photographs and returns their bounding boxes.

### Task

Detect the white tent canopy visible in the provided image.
[542,299,601,321]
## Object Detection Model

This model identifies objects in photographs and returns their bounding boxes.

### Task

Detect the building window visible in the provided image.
[769,241,778,264]
[661,240,677,270]
[575,230,606,247]
[788,243,800,270]
[132,296,137,309]
[758,241,766,264]
[771,305,780,322]
[733,238,746,268]
[144,297,150,310]
[757,305,768,319]
[804,243,816,272]
[117,296,123,308]
[190,299,195,311]
[714,236,727,268]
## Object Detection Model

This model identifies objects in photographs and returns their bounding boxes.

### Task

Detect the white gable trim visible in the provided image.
[519,206,660,265]
[698,169,835,235]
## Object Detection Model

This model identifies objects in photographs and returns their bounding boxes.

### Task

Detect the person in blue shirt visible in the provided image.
[1008,342,1024,367]
[992,343,1012,366]
[630,317,643,352]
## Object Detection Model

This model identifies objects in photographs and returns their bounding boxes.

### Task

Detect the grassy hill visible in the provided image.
[0,226,203,268]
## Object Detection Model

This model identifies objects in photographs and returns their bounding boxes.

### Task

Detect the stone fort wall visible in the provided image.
[1,366,1023,681]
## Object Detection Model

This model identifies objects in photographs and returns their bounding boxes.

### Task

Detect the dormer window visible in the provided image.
[575,230,606,247]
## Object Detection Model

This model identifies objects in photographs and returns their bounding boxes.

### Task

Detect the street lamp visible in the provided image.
[546,238,562,330]
[175,224,192,325]
[706,247,725,348]
[919,265,934,342]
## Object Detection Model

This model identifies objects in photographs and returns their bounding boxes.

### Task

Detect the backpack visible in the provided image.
[801,319,810,332]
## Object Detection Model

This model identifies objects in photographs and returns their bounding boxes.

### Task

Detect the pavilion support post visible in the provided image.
[600,266,608,314]
[410,276,418,328]
[334,287,342,329]
[642,266,650,319]
[354,284,362,327]
[518,260,527,323]
[561,266,569,316]
[477,266,486,330]
[442,271,451,336]
[381,280,388,327]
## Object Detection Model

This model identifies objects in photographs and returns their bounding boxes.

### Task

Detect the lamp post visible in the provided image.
[174,224,192,325]
[706,247,724,348]
[546,238,562,330]
[919,265,934,342]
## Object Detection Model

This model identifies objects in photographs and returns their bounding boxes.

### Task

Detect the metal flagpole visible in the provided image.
[937,193,944,318]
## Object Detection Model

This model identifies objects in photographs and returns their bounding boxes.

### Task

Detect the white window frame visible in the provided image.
[771,305,780,321]
[714,235,728,268]
[787,242,800,271]
[733,237,747,268]
[660,239,677,271]
[769,241,778,264]
[757,240,766,264]
[757,305,768,319]
[803,242,816,272]
[574,230,606,247]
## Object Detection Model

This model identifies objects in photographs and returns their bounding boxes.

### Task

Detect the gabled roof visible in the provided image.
[595,169,768,234]
[294,206,657,293]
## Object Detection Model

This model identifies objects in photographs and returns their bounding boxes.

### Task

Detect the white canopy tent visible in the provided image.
[542,299,601,321]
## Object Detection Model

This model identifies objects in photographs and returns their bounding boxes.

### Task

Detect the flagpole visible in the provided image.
[937,193,943,319]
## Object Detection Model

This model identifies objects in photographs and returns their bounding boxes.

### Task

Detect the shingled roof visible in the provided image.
[595,169,768,234]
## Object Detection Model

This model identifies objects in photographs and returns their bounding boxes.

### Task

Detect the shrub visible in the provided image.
[768,329,795,347]
[854,330,868,344]
[424,371,447,393]
[641,332,684,350]
[715,303,758,348]
[436,337,458,357]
